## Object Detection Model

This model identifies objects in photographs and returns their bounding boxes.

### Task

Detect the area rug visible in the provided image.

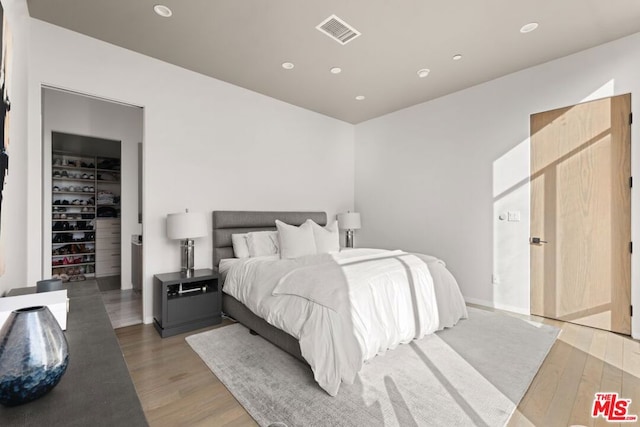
[186,307,559,427]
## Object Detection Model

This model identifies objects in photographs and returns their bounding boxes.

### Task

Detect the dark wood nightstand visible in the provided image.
[153,268,221,338]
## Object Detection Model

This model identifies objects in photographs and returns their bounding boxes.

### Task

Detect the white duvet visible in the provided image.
[222,248,468,396]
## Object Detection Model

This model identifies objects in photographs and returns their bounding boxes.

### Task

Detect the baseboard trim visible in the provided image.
[464,297,530,316]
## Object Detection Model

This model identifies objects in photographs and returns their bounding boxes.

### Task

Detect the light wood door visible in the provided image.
[530,94,631,334]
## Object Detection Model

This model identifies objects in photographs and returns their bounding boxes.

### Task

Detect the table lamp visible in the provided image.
[167,209,207,276]
[337,212,361,248]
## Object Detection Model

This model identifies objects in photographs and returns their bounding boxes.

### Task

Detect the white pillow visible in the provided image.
[276,220,316,259]
[308,220,340,254]
[231,233,250,258]
[246,231,280,257]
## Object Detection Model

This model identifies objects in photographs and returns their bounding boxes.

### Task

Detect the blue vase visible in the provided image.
[0,306,69,406]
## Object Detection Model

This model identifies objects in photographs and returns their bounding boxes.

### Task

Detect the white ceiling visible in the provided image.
[26,0,640,124]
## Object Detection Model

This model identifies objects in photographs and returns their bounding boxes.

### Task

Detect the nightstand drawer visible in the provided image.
[166,291,218,326]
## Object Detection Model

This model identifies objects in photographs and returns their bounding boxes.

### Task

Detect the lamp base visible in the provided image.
[180,239,195,276]
[345,229,355,248]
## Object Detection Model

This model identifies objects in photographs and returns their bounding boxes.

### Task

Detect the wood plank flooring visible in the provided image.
[101,289,143,329]
[115,307,640,427]
[96,275,144,329]
[116,319,257,427]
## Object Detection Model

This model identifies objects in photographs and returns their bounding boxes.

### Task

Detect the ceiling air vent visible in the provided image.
[316,15,361,45]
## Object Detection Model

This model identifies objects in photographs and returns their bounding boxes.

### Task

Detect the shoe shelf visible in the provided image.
[51,240,94,246]
[52,236,94,242]
[52,216,94,220]
[51,223,94,227]
[53,177,95,182]
[51,253,94,257]
[52,217,96,220]
[52,267,95,282]
[52,261,96,267]
[51,241,94,249]
[52,257,95,263]
[52,167,95,175]
[52,192,96,196]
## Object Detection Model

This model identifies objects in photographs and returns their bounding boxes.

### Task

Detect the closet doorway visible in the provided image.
[43,87,144,329]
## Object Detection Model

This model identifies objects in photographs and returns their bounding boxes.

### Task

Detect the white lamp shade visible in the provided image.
[166,211,208,240]
[337,212,361,230]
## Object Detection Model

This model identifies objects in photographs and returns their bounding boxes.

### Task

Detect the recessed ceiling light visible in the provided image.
[355,95,365,101]
[417,68,430,78]
[153,5,172,18]
[452,54,463,61]
[330,67,342,74]
[281,62,295,70]
[520,22,539,33]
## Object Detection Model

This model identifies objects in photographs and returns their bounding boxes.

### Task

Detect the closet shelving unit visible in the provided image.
[51,151,121,281]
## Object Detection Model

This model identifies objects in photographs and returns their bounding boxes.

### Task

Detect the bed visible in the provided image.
[213,210,468,396]
[214,211,326,363]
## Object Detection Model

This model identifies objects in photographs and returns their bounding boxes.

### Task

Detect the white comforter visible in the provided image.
[222,248,467,396]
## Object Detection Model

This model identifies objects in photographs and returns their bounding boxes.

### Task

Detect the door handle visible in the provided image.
[530,237,548,244]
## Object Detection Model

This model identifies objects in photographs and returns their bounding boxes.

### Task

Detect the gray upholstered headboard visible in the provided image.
[212,211,327,268]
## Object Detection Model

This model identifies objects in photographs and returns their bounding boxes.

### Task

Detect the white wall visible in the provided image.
[0,0,29,295]
[5,0,636,336]
[355,31,640,338]
[25,19,354,322]
[42,88,142,290]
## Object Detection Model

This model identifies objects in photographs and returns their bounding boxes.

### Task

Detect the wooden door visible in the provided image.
[530,94,631,334]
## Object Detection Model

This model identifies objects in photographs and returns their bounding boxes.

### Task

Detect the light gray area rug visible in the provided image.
[186,307,559,427]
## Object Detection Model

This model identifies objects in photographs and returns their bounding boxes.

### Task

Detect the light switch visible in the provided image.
[507,211,521,222]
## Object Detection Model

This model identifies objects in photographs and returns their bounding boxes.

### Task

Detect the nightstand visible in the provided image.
[153,268,221,338]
